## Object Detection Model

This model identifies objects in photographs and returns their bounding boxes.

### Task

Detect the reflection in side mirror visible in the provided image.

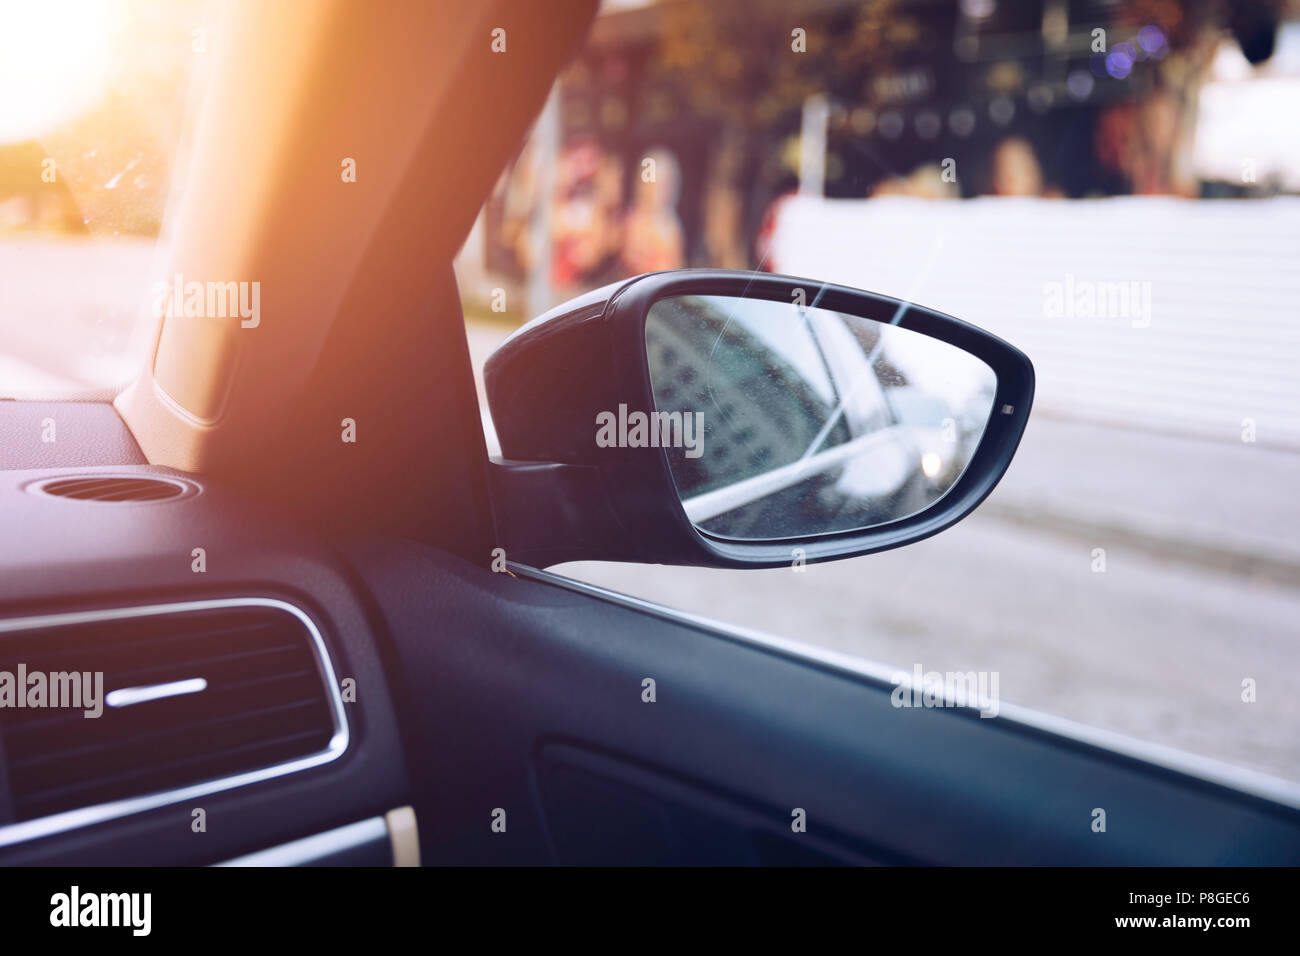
[646,295,997,541]
[485,269,1031,569]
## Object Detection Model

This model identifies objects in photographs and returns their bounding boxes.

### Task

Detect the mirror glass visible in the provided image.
[645,294,998,541]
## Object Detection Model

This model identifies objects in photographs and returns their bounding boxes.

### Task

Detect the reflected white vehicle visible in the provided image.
[646,294,997,540]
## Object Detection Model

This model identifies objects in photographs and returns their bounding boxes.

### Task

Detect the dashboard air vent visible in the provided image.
[0,601,346,831]
[36,476,191,503]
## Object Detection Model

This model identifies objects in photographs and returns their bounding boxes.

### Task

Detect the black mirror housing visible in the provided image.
[485,269,1034,569]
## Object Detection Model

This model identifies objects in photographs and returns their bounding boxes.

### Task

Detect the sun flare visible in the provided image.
[0,0,113,143]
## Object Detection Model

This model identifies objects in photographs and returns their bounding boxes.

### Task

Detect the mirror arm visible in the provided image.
[487,460,636,567]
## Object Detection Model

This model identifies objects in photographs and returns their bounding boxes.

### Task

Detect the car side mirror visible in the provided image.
[485,269,1033,569]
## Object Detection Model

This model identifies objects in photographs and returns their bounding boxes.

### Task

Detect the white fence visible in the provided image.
[770,195,1300,449]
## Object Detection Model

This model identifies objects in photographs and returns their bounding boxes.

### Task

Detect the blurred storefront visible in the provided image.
[456,0,1296,314]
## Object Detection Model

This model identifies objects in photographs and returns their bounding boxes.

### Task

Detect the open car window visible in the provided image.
[458,1,1300,785]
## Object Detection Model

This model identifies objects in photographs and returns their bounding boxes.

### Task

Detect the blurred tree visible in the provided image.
[654,0,923,263]
[1109,0,1285,194]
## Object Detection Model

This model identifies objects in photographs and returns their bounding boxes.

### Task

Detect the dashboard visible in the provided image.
[0,403,414,865]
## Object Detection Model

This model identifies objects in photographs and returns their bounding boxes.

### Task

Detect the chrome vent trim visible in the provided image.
[0,598,349,850]
[214,816,389,867]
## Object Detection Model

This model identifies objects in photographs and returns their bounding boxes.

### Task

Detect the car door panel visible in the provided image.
[348,537,1300,865]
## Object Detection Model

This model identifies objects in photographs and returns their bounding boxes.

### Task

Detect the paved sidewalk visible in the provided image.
[984,414,1300,585]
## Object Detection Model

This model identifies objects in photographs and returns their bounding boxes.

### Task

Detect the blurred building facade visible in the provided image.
[456,0,1298,315]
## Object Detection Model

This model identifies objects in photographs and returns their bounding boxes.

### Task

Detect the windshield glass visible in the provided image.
[0,0,211,399]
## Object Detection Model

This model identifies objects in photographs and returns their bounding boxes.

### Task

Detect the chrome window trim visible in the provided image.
[0,597,350,849]
[515,562,1300,814]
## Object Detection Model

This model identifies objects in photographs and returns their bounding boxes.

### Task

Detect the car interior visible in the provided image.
[1,0,1298,869]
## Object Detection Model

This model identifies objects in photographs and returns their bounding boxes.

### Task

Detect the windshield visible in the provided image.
[0,0,211,399]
